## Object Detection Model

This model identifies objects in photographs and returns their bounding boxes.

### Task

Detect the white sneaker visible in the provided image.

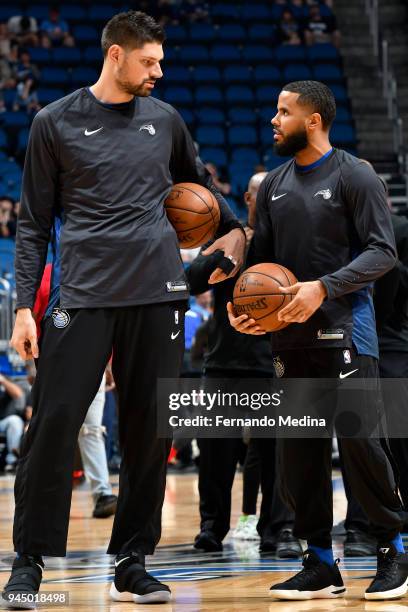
[232,515,260,540]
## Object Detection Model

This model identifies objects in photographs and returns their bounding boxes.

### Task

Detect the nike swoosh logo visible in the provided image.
[115,557,130,568]
[272,193,287,201]
[339,369,358,379]
[84,127,103,136]
[171,331,181,340]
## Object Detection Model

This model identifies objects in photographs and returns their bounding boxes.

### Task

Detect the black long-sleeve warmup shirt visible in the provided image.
[15,88,242,312]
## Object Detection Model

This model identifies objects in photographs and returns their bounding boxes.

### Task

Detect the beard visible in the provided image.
[274,128,308,157]
[116,67,155,97]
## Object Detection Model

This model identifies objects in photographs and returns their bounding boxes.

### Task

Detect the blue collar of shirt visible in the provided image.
[295,148,334,173]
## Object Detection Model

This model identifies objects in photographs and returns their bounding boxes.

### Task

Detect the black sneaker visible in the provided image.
[1,555,44,610]
[344,529,377,557]
[269,549,346,600]
[193,530,223,552]
[92,494,118,518]
[275,528,303,559]
[109,551,171,604]
[260,535,277,553]
[365,543,408,600]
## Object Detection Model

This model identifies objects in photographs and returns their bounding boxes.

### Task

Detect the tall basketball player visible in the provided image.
[228,81,408,601]
[1,11,245,608]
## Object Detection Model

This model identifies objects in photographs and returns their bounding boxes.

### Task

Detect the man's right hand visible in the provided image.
[10,308,39,360]
[226,302,266,335]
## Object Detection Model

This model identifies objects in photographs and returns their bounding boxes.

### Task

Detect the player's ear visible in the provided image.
[244,192,251,206]
[308,112,322,131]
[107,44,121,64]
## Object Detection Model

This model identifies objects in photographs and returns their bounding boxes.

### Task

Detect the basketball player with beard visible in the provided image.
[228,81,408,601]
[1,11,245,608]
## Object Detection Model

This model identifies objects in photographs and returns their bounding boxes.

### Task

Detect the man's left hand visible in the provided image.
[202,228,245,283]
[278,280,327,323]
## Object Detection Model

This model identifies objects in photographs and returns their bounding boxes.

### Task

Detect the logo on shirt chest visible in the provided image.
[139,123,156,135]
[313,188,332,200]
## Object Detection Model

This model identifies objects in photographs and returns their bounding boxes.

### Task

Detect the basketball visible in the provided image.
[164,182,220,249]
[233,263,298,332]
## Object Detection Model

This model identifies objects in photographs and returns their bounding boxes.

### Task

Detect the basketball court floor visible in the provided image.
[1,469,406,611]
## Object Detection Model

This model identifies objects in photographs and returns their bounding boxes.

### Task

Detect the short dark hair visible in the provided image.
[282,80,336,129]
[101,11,165,57]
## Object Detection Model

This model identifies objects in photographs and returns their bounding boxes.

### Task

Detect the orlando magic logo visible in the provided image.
[313,189,332,200]
[52,309,71,329]
[139,124,156,135]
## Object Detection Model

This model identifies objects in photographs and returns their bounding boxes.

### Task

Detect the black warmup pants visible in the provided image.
[276,347,404,549]
[13,302,186,557]
[340,349,408,532]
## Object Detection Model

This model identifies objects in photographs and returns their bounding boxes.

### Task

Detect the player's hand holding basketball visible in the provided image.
[226,302,267,335]
[202,228,245,284]
[10,308,39,360]
[278,281,327,323]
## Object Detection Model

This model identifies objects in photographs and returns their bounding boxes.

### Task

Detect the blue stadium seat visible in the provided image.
[165,24,188,42]
[248,24,277,41]
[271,5,285,20]
[199,147,227,167]
[0,6,16,20]
[0,151,7,160]
[195,86,223,104]
[163,47,178,62]
[0,159,21,174]
[241,4,271,20]
[17,128,29,152]
[60,5,87,21]
[259,106,277,123]
[226,86,254,104]
[289,3,310,19]
[313,64,343,82]
[30,5,50,20]
[1,90,15,111]
[196,107,225,124]
[231,148,260,165]
[330,84,348,102]
[164,87,193,105]
[242,45,274,62]
[228,107,257,124]
[224,196,244,219]
[330,124,356,145]
[263,149,288,169]
[180,45,209,62]
[283,64,312,80]
[260,126,275,146]
[254,65,281,82]
[164,66,191,83]
[83,46,102,64]
[335,107,351,122]
[27,48,51,66]
[71,67,99,85]
[228,126,257,146]
[211,4,240,20]
[37,87,65,105]
[0,112,29,128]
[276,46,307,63]
[223,66,252,83]
[88,5,117,21]
[196,126,226,146]
[178,108,194,125]
[51,48,81,66]
[256,86,281,104]
[0,247,15,275]
[211,45,241,62]
[41,67,70,85]
[217,24,246,41]
[73,25,99,43]
[307,43,339,62]
[189,24,216,41]
[193,66,221,82]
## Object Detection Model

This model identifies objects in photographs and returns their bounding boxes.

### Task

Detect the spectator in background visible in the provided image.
[7,15,39,47]
[183,291,213,374]
[0,197,17,238]
[40,6,70,47]
[0,372,25,473]
[13,49,40,113]
[205,163,231,196]
[0,51,16,113]
[303,4,340,47]
[0,23,11,58]
[278,9,302,45]
[191,289,213,321]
